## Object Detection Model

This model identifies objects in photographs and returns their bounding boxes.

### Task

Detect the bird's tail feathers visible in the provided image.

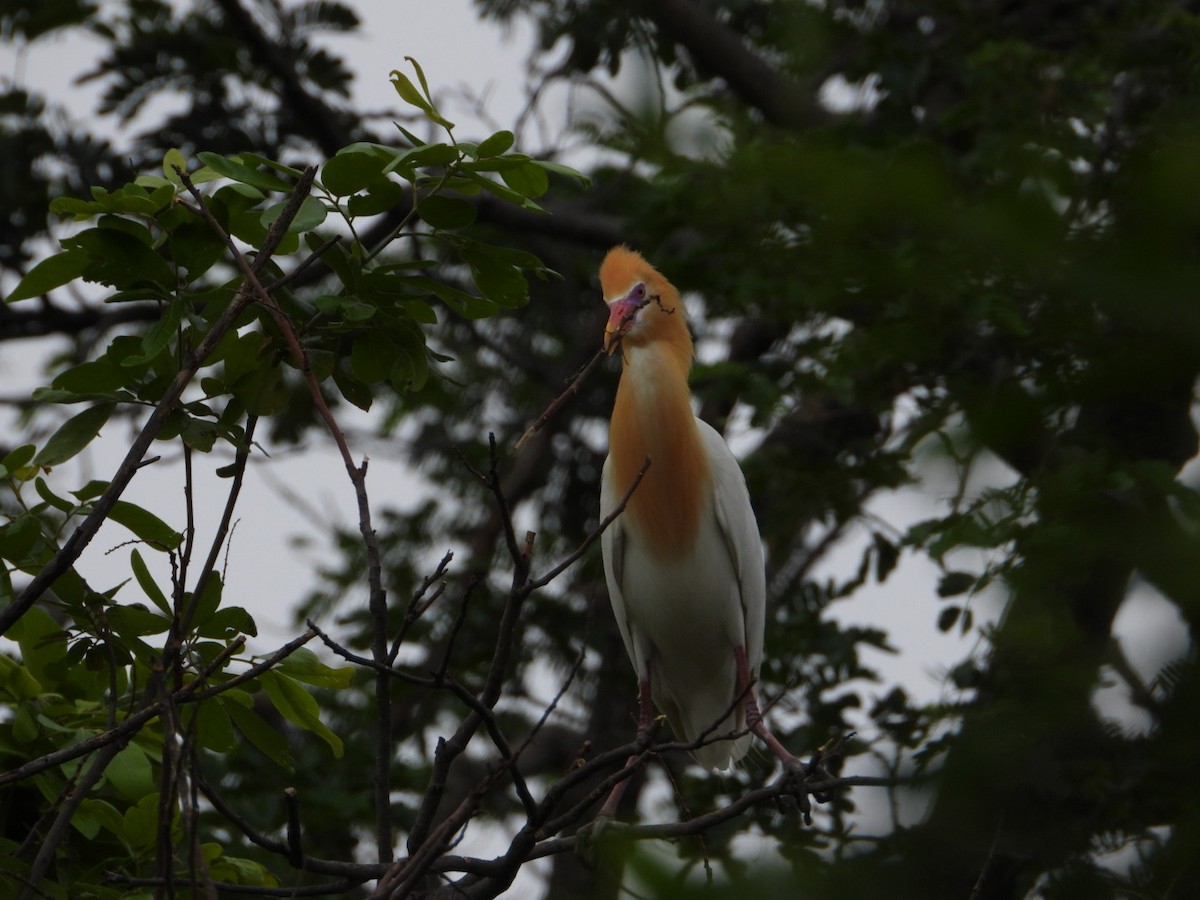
[662,696,752,771]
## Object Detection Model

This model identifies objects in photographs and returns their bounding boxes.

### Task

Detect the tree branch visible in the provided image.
[640,0,834,130]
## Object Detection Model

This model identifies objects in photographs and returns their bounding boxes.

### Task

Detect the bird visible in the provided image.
[597,246,801,811]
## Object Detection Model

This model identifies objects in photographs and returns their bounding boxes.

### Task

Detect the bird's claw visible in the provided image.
[772,756,814,825]
[772,737,848,822]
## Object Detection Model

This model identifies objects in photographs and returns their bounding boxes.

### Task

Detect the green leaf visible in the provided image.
[321,151,388,196]
[469,257,528,308]
[197,605,257,639]
[476,130,515,157]
[192,700,238,753]
[73,801,124,844]
[315,294,377,322]
[76,798,125,840]
[221,330,268,385]
[499,161,550,199]
[390,70,433,114]
[408,275,497,319]
[32,403,114,468]
[51,358,132,398]
[192,570,224,624]
[107,604,172,638]
[71,479,109,501]
[64,225,176,291]
[261,195,328,233]
[230,366,288,416]
[261,671,344,757]
[347,179,406,217]
[383,142,459,176]
[221,691,294,771]
[333,367,373,411]
[4,659,43,703]
[406,56,436,108]
[131,549,172,616]
[123,299,184,367]
[937,605,962,632]
[418,194,477,229]
[461,168,546,212]
[277,647,355,689]
[5,250,89,303]
[874,533,900,582]
[168,215,227,283]
[0,514,43,564]
[109,501,182,550]
[350,330,394,383]
[389,60,454,130]
[936,570,977,598]
[534,158,593,189]
[34,476,75,513]
[9,607,68,689]
[238,152,306,180]
[196,151,294,193]
[163,147,189,184]
[2,444,37,476]
[123,792,164,848]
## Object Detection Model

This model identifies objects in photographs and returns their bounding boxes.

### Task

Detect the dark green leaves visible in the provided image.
[196,151,294,193]
[32,404,114,468]
[418,195,476,229]
[5,250,89,303]
[261,670,344,757]
[62,225,175,292]
[350,330,394,383]
[321,150,387,196]
[476,129,515,157]
[108,501,182,550]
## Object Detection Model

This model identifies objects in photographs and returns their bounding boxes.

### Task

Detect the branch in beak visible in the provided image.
[604,296,648,354]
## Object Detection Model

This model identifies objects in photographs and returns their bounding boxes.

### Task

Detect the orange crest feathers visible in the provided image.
[598,246,691,361]
[600,245,658,300]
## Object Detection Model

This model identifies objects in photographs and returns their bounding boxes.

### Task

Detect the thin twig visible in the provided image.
[512,298,644,452]
[524,457,650,592]
[513,347,606,451]
[390,550,454,664]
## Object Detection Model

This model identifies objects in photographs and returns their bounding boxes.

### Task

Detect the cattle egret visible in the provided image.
[598,246,803,815]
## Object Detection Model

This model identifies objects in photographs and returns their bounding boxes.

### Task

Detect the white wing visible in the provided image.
[599,454,643,678]
[696,419,766,679]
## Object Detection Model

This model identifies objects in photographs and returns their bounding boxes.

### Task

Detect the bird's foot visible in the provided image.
[771,733,853,825]
[772,755,814,825]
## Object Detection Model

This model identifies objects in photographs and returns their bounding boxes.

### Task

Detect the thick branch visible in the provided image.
[640,0,834,130]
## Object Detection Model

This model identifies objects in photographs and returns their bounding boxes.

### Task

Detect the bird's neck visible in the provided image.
[610,339,710,560]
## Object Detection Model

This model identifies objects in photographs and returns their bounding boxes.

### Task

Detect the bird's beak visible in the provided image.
[604,296,646,355]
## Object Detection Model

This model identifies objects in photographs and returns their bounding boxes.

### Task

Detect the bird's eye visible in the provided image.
[630,283,646,302]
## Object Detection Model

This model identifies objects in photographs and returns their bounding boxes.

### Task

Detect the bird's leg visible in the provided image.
[596,678,655,819]
[735,646,819,824]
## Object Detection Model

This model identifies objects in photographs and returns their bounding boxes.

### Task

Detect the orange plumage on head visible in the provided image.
[599,246,691,365]
[601,246,708,560]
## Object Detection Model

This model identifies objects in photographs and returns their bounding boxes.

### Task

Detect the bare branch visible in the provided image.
[513,347,606,451]
[525,457,650,591]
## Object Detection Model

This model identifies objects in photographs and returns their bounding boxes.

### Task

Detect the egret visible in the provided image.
[598,246,802,815]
